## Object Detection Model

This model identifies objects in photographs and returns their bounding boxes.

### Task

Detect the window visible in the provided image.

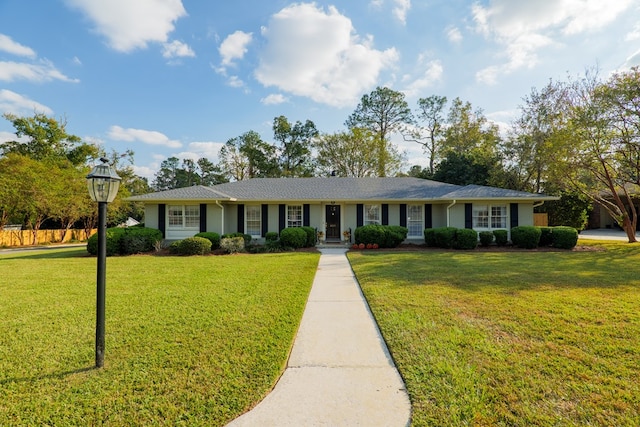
[287,205,302,227]
[473,204,507,229]
[407,205,423,237]
[168,205,200,228]
[364,204,380,225]
[246,205,261,237]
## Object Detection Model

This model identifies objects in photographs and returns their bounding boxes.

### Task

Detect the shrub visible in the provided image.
[265,231,279,242]
[220,236,245,254]
[383,225,408,248]
[454,228,478,250]
[479,231,494,247]
[538,227,553,247]
[300,226,316,247]
[194,232,221,250]
[222,232,252,246]
[279,227,307,249]
[424,228,436,247]
[511,226,541,249]
[552,226,579,249]
[176,236,212,255]
[354,225,386,246]
[433,227,457,249]
[86,227,127,256]
[493,229,508,246]
[168,240,182,254]
[121,227,163,255]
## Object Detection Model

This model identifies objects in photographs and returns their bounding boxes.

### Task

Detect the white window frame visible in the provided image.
[364,204,381,225]
[473,204,507,230]
[245,205,262,237]
[287,205,303,228]
[407,204,423,237]
[167,205,200,229]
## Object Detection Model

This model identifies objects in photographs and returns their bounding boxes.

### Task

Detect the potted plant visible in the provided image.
[317,231,325,241]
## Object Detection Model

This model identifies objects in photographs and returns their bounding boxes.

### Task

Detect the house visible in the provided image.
[128,177,558,243]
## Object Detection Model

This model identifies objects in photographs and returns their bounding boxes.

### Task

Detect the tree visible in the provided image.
[403,95,448,175]
[1,112,98,166]
[345,87,412,176]
[432,151,498,186]
[273,115,318,177]
[443,98,501,157]
[197,157,226,186]
[315,128,403,177]
[218,131,278,181]
[152,156,182,191]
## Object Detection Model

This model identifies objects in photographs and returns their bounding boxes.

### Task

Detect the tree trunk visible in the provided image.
[622,215,638,243]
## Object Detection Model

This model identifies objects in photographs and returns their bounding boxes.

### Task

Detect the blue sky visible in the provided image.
[1,0,639,181]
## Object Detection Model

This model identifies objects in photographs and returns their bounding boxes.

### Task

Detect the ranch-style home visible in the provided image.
[128,177,558,243]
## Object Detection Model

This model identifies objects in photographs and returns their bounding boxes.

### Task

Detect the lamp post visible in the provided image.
[86,158,121,368]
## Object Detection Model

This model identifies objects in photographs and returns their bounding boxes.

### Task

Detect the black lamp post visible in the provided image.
[86,158,121,368]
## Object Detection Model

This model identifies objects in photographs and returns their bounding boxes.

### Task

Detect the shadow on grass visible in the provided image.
[0,248,89,260]
[0,366,95,385]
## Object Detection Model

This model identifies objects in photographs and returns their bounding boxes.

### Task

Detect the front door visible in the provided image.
[325,205,341,240]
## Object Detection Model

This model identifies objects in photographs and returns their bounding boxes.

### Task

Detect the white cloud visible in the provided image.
[472,0,635,83]
[261,93,289,105]
[402,59,443,97]
[175,141,225,162]
[255,3,398,107]
[0,60,79,83]
[626,23,640,41]
[227,75,245,88]
[393,0,411,25]
[445,26,463,44]
[219,30,252,67]
[72,56,82,65]
[369,0,384,8]
[64,0,187,52]
[0,89,53,115]
[162,40,195,59]
[0,34,36,58]
[107,125,182,148]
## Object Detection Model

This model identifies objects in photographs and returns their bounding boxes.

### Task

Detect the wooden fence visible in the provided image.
[0,229,96,247]
[533,213,549,227]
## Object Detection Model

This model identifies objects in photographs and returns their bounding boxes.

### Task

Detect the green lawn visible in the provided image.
[0,248,320,426]
[349,241,640,427]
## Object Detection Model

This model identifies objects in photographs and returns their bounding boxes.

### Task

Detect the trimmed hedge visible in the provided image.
[194,232,221,250]
[87,227,162,256]
[538,227,553,247]
[384,225,408,248]
[300,226,316,247]
[265,231,279,242]
[279,227,307,249]
[173,237,212,255]
[493,229,508,246]
[433,227,457,249]
[220,236,245,254]
[424,228,436,247]
[479,231,494,247]
[551,226,579,249]
[511,226,541,249]
[454,228,478,250]
[354,225,407,248]
[221,232,252,246]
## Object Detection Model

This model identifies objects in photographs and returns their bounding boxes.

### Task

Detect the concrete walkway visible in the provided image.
[226,248,411,426]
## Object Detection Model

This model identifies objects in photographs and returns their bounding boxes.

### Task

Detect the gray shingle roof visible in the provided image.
[128,178,556,202]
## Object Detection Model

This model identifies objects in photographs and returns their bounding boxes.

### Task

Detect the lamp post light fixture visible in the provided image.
[86,157,121,368]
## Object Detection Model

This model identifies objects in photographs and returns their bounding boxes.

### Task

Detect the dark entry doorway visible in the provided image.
[325,205,341,240]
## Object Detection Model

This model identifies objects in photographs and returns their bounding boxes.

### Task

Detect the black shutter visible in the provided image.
[400,204,407,227]
[465,203,473,229]
[199,204,207,232]
[158,204,166,238]
[279,204,286,232]
[303,204,310,227]
[510,203,519,228]
[382,204,389,225]
[425,204,432,229]
[261,204,268,237]
[237,204,244,233]
[356,204,363,227]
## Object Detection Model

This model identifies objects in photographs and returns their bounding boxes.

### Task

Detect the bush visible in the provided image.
[383,225,408,248]
[121,227,163,255]
[279,227,307,249]
[454,228,478,250]
[168,240,182,254]
[300,226,316,247]
[493,229,508,246]
[538,227,553,247]
[433,227,457,249]
[220,236,245,254]
[265,231,279,242]
[424,228,436,247]
[552,226,579,249]
[354,225,386,246]
[194,232,221,250]
[175,236,212,255]
[479,231,494,247]
[222,232,252,246]
[86,227,127,256]
[511,226,541,249]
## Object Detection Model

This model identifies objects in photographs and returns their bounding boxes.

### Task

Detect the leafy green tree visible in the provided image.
[197,157,226,186]
[345,87,412,176]
[315,128,403,177]
[443,98,501,158]
[1,112,98,166]
[404,95,448,175]
[219,131,278,181]
[273,115,318,177]
[432,151,498,186]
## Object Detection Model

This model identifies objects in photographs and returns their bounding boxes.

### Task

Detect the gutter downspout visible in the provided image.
[446,200,457,227]
[533,201,544,209]
[215,201,225,235]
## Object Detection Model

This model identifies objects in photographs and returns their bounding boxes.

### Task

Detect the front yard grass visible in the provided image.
[349,241,640,427]
[0,248,320,426]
